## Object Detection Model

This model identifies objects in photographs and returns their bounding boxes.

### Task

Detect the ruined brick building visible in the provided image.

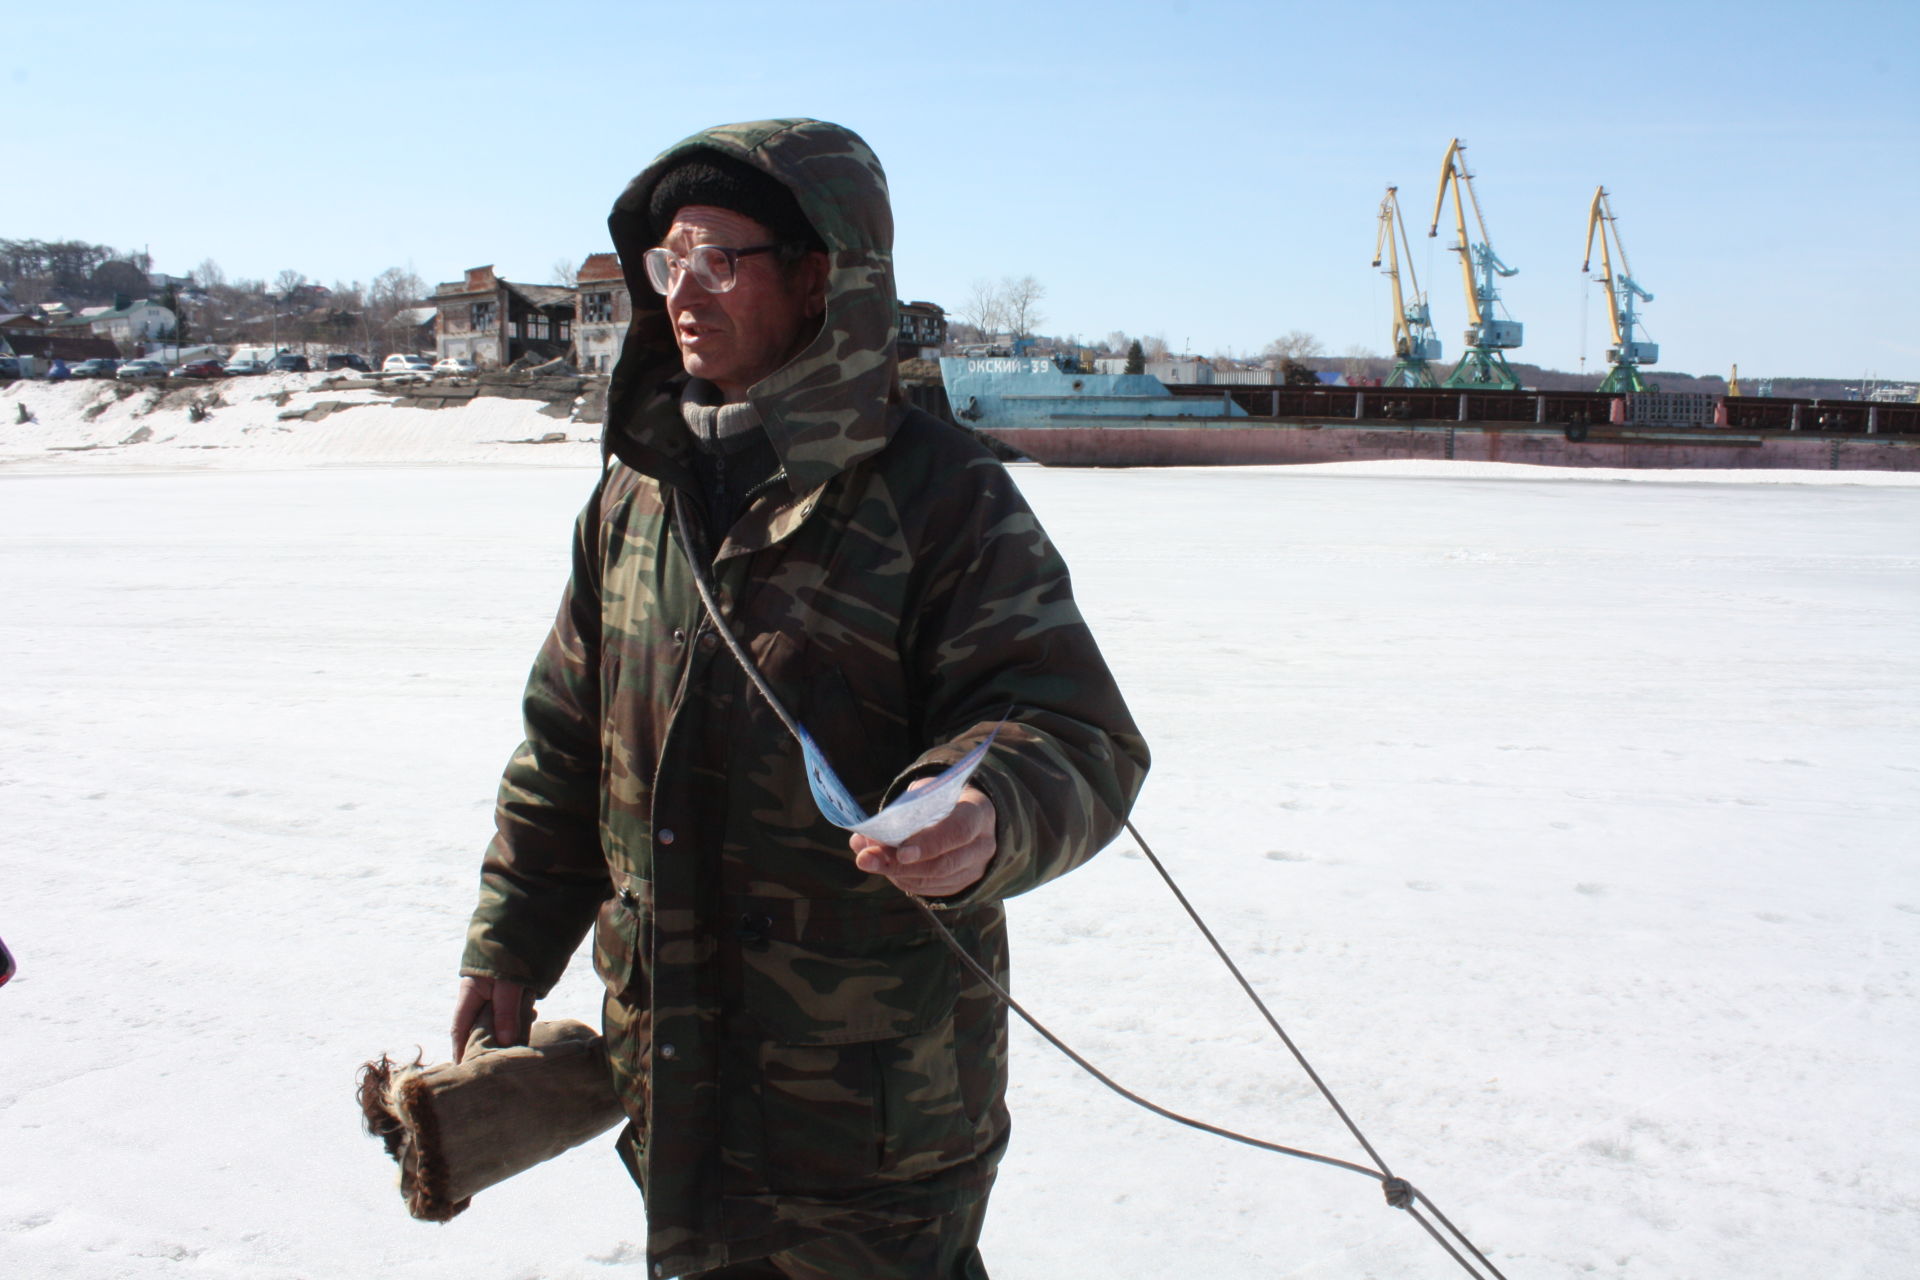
[431,266,576,369]
[573,253,632,375]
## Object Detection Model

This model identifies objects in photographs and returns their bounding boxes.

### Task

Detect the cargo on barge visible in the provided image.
[937,357,1920,472]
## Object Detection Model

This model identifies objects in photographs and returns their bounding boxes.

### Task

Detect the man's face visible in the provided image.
[660,205,827,403]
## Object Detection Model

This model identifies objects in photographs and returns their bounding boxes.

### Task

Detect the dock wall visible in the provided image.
[987,422,1920,471]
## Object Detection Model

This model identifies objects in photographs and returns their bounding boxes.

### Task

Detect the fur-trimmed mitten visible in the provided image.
[357,1018,627,1221]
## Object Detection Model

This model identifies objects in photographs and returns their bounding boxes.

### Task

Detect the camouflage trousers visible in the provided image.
[687,1189,991,1280]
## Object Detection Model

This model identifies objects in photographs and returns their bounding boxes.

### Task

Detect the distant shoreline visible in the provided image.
[8,372,1916,486]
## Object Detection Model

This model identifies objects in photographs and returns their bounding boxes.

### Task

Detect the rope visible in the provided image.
[672,498,809,747]
[671,494,1511,1276]
[906,855,1508,1279]
[1125,818,1395,1176]
[1121,820,1509,1278]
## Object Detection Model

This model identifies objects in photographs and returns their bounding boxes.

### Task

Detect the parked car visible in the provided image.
[170,359,226,380]
[268,352,311,373]
[224,358,270,377]
[382,353,434,376]
[325,352,371,373]
[432,357,479,377]
[116,360,168,380]
[0,356,22,383]
[69,358,122,379]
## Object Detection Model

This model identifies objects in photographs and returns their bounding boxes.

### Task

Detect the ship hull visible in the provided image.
[937,359,1919,471]
[985,419,1920,471]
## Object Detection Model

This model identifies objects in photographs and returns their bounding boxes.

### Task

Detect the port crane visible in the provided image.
[1428,138,1523,390]
[1371,186,1441,387]
[1582,186,1658,393]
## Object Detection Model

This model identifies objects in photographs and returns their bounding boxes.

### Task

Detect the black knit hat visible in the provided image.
[647,149,825,250]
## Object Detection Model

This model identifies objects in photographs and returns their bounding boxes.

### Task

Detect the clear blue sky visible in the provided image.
[7,0,1915,381]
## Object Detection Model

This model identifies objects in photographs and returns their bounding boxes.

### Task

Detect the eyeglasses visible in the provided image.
[642,243,777,295]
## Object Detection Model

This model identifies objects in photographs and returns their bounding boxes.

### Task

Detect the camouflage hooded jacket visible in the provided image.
[461,119,1149,1277]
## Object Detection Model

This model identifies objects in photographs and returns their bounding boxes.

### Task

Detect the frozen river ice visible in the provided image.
[1,462,1916,1278]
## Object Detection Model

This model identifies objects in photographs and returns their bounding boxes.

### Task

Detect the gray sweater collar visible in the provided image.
[680,379,763,453]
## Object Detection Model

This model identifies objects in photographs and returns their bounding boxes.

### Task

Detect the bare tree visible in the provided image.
[370,266,424,308]
[192,268,245,343]
[1000,275,1046,338]
[1263,330,1324,364]
[1141,333,1170,362]
[367,266,427,359]
[943,320,986,349]
[958,278,1006,336]
[1341,343,1382,384]
[551,257,578,286]
[1104,330,1130,355]
[0,238,137,304]
[273,269,308,301]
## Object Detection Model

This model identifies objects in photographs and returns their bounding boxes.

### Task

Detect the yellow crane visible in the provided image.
[1582,186,1658,393]
[1371,186,1441,387]
[1429,138,1523,390]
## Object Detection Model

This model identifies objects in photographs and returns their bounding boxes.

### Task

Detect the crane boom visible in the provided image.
[1371,186,1440,387]
[1582,185,1658,393]
[1427,138,1522,390]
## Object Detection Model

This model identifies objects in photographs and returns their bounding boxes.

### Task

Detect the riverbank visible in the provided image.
[0,372,603,472]
[9,372,1920,487]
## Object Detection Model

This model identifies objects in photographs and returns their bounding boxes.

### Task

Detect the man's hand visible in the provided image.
[450,975,535,1063]
[850,782,997,899]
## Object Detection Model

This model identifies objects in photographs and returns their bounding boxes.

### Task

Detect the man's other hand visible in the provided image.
[450,975,535,1063]
[850,782,997,899]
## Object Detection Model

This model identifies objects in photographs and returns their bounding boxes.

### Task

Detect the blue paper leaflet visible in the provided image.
[798,722,1001,847]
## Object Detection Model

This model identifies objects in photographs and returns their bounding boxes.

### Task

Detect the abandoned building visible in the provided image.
[897,300,946,360]
[574,253,631,374]
[431,266,576,369]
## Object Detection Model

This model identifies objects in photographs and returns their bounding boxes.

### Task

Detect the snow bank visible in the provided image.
[0,374,600,472]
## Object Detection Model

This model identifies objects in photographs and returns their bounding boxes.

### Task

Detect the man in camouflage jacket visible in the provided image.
[453,119,1149,1278]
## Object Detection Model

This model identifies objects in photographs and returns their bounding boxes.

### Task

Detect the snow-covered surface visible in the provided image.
[1,374,600,471]
[2,438,1917,1278]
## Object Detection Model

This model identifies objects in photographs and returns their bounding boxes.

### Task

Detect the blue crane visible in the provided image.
[1583,186,1659,394]
[1429,139,1524,391]
[1372,186,1442,388]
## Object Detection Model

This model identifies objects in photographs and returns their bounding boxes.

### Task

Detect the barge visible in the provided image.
[937,357,1920,472]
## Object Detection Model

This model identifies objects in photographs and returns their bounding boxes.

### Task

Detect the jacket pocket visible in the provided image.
[595,878,653,1143]
[738,902,957,1045]
[756,1013,977,1194]
[752,631,904,815]
[745,906,974,1193]
[592,875,651,1002]
[757,1036,884,1192]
